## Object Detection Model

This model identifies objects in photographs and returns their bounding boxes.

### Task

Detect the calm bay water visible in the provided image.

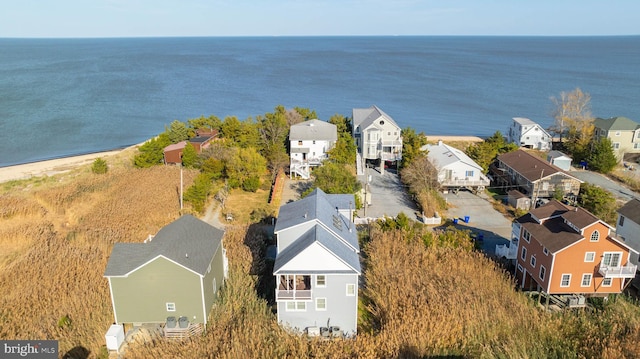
[0,36,639,167]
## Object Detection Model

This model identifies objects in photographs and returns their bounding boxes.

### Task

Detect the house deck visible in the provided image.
[163,323,204,340]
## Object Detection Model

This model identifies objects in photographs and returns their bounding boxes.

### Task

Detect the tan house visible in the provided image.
[593,116,640,161]
[513,201,636,297]
[491,150,582,205]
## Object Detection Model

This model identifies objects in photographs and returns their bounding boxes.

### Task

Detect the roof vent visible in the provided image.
[304,212,308,218]
[185,253,189,258]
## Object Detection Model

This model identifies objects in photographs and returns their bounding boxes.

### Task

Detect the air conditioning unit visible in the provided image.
[567,296,579,307]
[577,295,586,305]
[330,326,342,338]
[320,327,330,337]
[306,326,320,337]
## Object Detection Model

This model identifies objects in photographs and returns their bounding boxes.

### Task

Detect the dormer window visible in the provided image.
[590,230,600,242]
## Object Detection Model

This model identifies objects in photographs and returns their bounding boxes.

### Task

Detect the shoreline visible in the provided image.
[0,135,483,184]
[0,145,140,184]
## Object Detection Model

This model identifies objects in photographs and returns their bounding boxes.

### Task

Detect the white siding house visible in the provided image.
[352,105,402,165]
[273,189,360,336]
[507,117,552,150]
[289,119,337,179]
[422,141,489,191]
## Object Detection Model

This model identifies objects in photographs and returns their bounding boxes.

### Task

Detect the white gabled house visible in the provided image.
[507,117,552,150]
[422,140,489,192]
[289,119,337,179]
[273,188,360,337]
[352,105,402,166]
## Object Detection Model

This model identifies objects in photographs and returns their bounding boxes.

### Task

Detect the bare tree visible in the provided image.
[550,87,593,142]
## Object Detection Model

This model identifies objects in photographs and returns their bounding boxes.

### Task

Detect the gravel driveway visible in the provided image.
[443,190,512,254]
[570,169,639,202]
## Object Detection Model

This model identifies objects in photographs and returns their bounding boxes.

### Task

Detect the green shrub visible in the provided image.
[91,158,108,174]
[242,176,261,192]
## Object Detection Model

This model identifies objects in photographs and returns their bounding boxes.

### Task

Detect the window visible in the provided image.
[615,131,621,136]
[613,142,620,149]
[285,301,307,311]
[523,230,531,243]
[517,264,524,272]
[543,247,549,255]
[530,255,536,268]
[619,215,625,227]
[316,298,327,311]
[581,274,592,287]
[316,275,326,287]
[560,274,571,287]
[539,265,546,281]
[635,143,640,149]
[590,230,600,242]
[584,252,596,262]
[346,283,356,296]
[603,252,622,267]
[312,140,316,144]
[387,132,391,136]
[379,120,385,125]
[298,140,303,145]
[521,246,527,260]
[212,278,217,294]
[602,278,613,287]
[166,302,176,312]
[465,170,474,177]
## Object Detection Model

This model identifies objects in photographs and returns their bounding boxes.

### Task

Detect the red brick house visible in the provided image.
[514,200,636,296]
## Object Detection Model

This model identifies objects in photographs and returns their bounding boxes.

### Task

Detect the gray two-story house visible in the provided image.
[273,188,360,336]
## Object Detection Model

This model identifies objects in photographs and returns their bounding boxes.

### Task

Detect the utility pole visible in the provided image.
[180,163,183,211]
[532,169,544,209]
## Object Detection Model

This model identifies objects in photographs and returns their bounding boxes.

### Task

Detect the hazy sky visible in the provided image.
[1,0,638,38]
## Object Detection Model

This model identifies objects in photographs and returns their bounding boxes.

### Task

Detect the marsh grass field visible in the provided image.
[1,151,640,358]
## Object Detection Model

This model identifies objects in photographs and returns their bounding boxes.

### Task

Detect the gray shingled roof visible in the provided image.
[275,188,358,252]
[104,215,224,277]
[594,116,640,131]
[618,198,640,224]
[273,225,361,275]
[289,119,337,141]
[352,105,400,131]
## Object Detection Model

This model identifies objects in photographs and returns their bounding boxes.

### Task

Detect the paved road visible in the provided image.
[570,169,639,202]
[443,190,512,254]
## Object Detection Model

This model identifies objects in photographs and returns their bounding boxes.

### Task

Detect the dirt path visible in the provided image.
[201,199,226,229]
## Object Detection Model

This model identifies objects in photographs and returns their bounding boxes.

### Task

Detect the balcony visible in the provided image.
[276,274,312,300]
[598,263,637,278]
[440,175,490,188]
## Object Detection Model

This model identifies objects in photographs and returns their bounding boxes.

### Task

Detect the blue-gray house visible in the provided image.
[273,188,360,336]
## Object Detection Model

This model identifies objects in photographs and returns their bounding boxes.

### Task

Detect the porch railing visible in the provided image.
[598,263,637,278]
[276,289,312,300]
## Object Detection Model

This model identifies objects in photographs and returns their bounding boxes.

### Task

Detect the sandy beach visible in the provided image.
[0,149,126,183]
[426,135,484,142]
[0,136,482,184]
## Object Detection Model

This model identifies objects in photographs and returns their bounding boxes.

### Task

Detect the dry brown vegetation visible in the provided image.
[2,155,640,358]
[0,161,198,357]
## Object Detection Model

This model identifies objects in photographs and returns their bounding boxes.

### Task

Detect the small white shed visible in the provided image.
[105,324,125,353]
[547,151,572,171]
